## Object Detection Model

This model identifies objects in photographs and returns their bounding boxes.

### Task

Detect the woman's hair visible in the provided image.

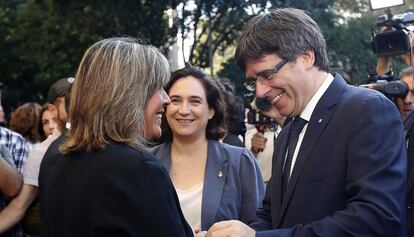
[10,102,42,143]
[216,77,246,136]
[161,65,226,142]
[61,37,170,154]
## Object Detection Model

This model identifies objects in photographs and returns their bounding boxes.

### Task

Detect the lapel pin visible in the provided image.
[218,171,223,178]
[318,119,323,124]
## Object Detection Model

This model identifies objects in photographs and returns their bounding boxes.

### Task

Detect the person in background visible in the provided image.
[46,77,74,133]
[0,144,23,237]
[245,103,285,183]
[375,26,414,119]
[405,108,414,237]
[0,145,17,168]
[0,78,73,235]
[216,77,245,147]
[152,65,264,235]
[396,67,414,118]
[376,31,414,237]
[0,99,28,237]
[397,67,414,237]
[0,104,6,127]
[207,8,406,237]
[38,37,193,237]
[39,104,58,139]
[10,103,42,150]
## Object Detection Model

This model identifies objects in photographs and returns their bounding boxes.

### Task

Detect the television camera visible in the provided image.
[244,93,277,133]
[370,0,414,56]
[365,0,410,104]
[359,73,408,104]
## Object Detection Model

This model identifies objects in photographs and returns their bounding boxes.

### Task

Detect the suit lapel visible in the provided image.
[271,124,290,222]
[276,75,346,226]
[201,140,228,230]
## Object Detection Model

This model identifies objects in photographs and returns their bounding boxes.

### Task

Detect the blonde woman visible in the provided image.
[38,37,193,237]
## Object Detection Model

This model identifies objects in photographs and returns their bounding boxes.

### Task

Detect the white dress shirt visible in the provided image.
[287,73,334,176]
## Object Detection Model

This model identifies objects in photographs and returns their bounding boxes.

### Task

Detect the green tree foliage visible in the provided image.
[179,0,340,69]
[176,0,269,68]
[325,14,378,84]
[2,0,413,112]
[0,0,171,113]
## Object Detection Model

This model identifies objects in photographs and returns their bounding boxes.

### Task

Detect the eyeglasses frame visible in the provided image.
[244,59,288,91]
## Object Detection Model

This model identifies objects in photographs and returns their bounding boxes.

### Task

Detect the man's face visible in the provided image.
[244,53,314,117]
[0,105,4,123]
[397,75,414,118]
[53,96,67,132]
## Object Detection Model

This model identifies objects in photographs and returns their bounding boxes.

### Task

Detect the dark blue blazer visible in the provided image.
[151,140,265,231]
[404,110,414,236]
[252,74,407,237]
[39,139,193,237]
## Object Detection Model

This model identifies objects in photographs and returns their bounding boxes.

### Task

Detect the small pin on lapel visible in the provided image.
[318,119,323,124]
[218,171,223,178]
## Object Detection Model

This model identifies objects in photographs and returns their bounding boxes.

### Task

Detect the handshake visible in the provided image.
[194,220,255,237]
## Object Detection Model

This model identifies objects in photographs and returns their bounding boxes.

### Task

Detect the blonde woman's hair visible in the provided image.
[61,37,170,154]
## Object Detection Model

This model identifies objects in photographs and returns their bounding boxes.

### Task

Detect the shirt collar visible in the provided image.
[300,73,334,121]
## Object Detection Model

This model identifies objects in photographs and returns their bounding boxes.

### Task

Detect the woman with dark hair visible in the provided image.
[37,37,193,237]
[39,104,58,139]
[152,65,264,234]
[10,102,42,149]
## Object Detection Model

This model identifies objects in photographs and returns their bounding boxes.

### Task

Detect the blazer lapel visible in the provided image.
[276,75,346,226]
[155,143,173,171]
[201,140,228,230]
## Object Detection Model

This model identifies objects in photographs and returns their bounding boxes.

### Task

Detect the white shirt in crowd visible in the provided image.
[23,127,61,187]
[245,124,281,182]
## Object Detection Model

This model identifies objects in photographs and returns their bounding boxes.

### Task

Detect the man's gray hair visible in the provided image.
[235,8,329,72]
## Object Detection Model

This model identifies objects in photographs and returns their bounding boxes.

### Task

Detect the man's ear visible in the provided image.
[300,49,315,70]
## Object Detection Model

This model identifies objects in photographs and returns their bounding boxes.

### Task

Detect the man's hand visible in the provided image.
[251,132,267,154]
[206,220,255,237]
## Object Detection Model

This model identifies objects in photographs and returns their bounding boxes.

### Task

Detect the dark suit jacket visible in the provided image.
[405,110,414,236]
[251,74,407,237]
[38,139,193,237]
[222,133,244,147]
[151,140,264,231]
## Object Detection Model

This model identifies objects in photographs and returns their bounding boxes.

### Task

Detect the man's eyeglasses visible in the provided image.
[244,59,288,91]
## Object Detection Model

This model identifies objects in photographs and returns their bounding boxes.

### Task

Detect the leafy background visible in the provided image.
[1,0,413,116]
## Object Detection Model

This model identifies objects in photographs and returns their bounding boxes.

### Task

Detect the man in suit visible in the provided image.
[405,110,414,236]
[206,8,407,237]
